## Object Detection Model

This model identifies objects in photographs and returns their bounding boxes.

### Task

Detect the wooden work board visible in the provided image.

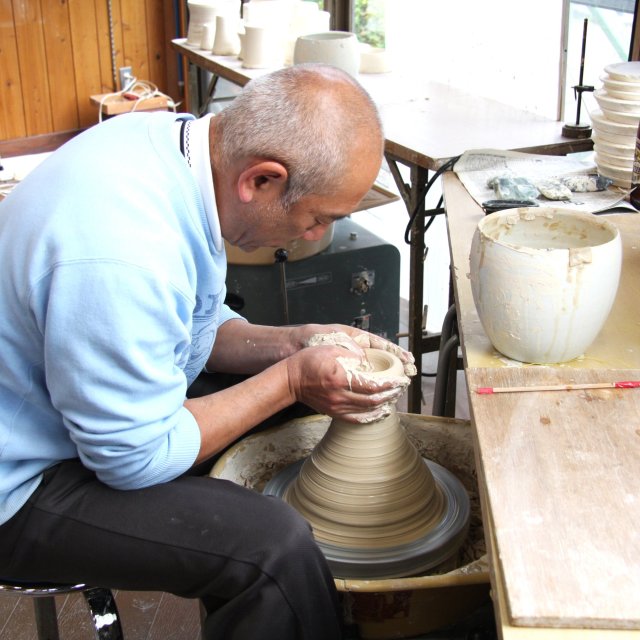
[443,172,640,633]
[469,365,640,630]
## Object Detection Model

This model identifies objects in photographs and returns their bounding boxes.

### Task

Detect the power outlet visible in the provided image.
[118,66,133,90]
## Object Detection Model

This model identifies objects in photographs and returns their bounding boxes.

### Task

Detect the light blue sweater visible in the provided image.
[0,112,242,525]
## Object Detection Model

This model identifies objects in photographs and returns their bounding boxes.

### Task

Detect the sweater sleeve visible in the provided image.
[34,260,202,489]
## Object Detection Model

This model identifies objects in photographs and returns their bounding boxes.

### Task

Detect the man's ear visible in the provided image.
[237,161,288,203]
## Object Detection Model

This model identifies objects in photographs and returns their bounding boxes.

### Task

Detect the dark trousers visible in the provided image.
[0,375,341,640]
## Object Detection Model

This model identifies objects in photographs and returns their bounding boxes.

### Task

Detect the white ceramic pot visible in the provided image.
[200,22,216,50]
[212,14,241,55]
[360,47,391,74]
[293,31,360,77]
[469,207,622,364]
[186,1,219,46]
[242,24,285,69]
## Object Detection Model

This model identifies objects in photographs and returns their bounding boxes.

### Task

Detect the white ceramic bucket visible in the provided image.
[469,207,622,364]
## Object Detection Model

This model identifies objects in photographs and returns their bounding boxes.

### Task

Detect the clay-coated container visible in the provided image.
[469,207,621,364]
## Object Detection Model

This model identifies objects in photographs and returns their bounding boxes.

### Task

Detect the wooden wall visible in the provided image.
[0,0,183,141]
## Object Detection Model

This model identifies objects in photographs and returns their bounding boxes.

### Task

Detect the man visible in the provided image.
[0,64,414,638]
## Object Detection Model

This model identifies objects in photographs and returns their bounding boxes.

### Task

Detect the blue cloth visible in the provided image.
[0,112,243,525]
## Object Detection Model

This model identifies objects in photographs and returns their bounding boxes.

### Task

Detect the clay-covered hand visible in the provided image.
[297,323,417,377]
[285,345,409,424]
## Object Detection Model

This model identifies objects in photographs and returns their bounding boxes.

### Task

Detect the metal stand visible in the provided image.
[562,17,594,139]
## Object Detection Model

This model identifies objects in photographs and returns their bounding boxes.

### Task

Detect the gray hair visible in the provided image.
[215,64,383,207]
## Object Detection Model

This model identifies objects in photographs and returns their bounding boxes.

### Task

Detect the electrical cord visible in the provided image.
[403,154,462,245]
[97,75,178,123]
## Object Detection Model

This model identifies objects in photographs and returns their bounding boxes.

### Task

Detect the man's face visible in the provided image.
[228,191,352,252]
[227,152,381,252]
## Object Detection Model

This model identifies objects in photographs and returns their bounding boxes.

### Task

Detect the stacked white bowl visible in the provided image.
[591,61,640,188]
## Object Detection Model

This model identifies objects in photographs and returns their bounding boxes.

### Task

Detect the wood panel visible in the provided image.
[70,0,116,127]
[121,0,151,83]
[42,0,80,132]
[12,0,52,135]
[0,1,25,138]
[0,0,181,141]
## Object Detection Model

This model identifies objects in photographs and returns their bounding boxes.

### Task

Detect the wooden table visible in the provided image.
[171,39,594,412]
[443,171,640,638]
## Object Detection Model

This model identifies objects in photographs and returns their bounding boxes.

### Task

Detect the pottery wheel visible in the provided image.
[264,456,470,579]
[263,348,470,580]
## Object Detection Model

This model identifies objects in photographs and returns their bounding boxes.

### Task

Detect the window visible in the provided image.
[330,0,636,120]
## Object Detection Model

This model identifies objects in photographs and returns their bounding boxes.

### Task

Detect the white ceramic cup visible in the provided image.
[360,48,391,74]
[293,31,360,77]
[469,207,622,363]
[242,25,284,69]
[186,1,219,46]
[200,22,216,51]
[212,14,241,55]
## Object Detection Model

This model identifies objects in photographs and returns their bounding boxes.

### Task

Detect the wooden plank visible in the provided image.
[67,0,105,127]
[12,0,53,135]
[41,0,80,132]
[121,0,151,82]
[146,0,167,93]
[0,129,82,156]
[444,172,640,632]
[90,92,170,115]
[483,497,640,640]
[0,0,27,139]
[468,366,640,629]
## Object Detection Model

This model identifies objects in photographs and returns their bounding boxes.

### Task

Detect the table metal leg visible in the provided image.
[386,155,428,413]
[385,153,446,413]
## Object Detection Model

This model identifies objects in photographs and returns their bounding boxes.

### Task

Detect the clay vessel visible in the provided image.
[242,24,285,69]
[212,14,241,55]
[284,349,446,549]
[200,22,216,51]
[293,31,360,77]
[469,207,622,363]
[186,1,219,46]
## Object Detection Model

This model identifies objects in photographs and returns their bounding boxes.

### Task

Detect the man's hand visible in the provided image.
[284,342,410,424]
[295,324,417,377]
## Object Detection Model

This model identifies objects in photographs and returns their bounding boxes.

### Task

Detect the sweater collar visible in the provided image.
[178,114,222,252]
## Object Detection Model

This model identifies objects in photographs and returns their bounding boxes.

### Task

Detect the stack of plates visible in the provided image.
[591,61,640,187]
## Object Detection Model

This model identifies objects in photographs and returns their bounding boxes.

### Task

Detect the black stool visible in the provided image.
[0,580,123,639]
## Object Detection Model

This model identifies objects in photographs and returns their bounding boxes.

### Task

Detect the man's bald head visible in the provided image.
[213,64,384,207]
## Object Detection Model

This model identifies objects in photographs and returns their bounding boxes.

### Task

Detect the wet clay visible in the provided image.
[283,349,446,549]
